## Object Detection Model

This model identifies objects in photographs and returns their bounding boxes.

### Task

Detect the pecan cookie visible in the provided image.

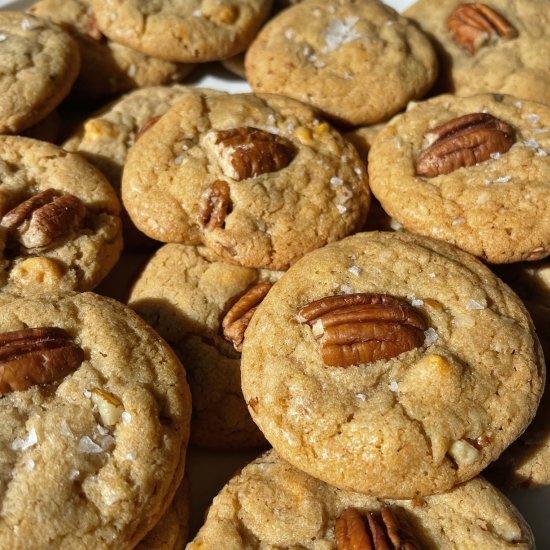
[122,92,370,270]
[368,93,550,263]
[0,292,191,549]
[187,450,535,549]
[0,12,80,134]
[91,0,273,63]
[28,0,194,104]
[0,136,122,294]
[405,0,550,104]
[129,244,279,450]
[245,0,438,126]
[240,231,545,498]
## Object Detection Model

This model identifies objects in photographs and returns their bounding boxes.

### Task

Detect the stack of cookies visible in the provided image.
[0,0,549,547]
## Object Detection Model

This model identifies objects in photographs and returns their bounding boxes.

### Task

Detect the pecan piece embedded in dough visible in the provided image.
[200,180,232,230]
[297,293,426,368]
[0,327,84,394]
[415,113,515,177]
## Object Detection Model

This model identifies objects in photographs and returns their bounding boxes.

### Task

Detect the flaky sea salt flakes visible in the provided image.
[284,28,295,40]
[83,390,92,399]
[323,17,361,53]
[121,411,132,425]
[96,424,109,436]
[25,459,35,471]
[467,299,486,310]
[0,34,7,42]
[174,156,183,165]
[348,265,362,276]
[12,428,38,451]
[341,284,354,294]
[411,298,424,307]
[389,218,403,231]
[78,436,103,454]
[354,167,363,176]
[69,469,80,481]
[525,114,541,124]
[452,217,466,226]
[336,204,347,214]
[515,100,524,109]
[424,328,439,346]
[388,380,399,392]
[127,64,137,78]
[356,393,367,401]
[385,19,395,26]
[330,176,343,186]
[429,272,437,278]
[493,175,512,183]
[193,8,201,16]
[100,435,115,451]
[311,319,324,337]
[21,19,33,30]
[490,152,501,160]
[60,420,74,437]
[524,138,540,148]
[125,452,136,461]
[536,148,548,157]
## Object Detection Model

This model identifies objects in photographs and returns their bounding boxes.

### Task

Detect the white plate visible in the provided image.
[2,0,549,546]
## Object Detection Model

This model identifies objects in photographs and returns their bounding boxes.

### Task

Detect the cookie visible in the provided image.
[122,91,370,270]
[0,12,80,134]
[91,0,273,63]
[28,0,194,104]
[0,291,191,549]
[245,0,438,126]
[188,450,535,549]
[240,231,545,498]
[405,0,550,104]
[129,244,277,450]
[368,93,550,264]
[0,136,123,294]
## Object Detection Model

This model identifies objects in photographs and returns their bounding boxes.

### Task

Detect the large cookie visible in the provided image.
[240,231,545,498]
[0,136,123,294]
[129,244,277,450]
[91,0,273,63]
[0,292,191,549]
[187,450,535,549]
[245,0,438,126]
[0,12,80,133]
[405,0,550,104]
[122,91,370,270]
[368,93,550,263]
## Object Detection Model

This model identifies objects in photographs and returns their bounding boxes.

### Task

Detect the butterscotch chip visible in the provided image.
[240,232,544,498]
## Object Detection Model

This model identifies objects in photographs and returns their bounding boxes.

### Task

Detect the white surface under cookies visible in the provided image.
[1,0,549,547]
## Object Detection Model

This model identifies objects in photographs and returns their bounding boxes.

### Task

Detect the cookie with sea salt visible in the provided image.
[240,231,545,498]
[0,291,191,549]
[0,12,80,134]
[245,0,438,126]
[188,450,535,549]
[368,93,550,264]
[0,136,122,294]
[122,91,370,270]
[129,244,279,450]
[405,0,550,104]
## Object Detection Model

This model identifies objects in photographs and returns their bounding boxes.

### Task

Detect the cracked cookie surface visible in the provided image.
[187,449,535,549]
[122,91,370,270]
[240,231,544,498]
[368,93,550,264]
[0,292,191,549]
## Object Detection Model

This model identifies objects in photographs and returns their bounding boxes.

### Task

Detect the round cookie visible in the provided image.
[91,0,273,63]
[0,12,80,134]
[240,231,545,498]
[368,93,550,264]
[0,136,123,294]
[28,0,194,104]
[0,292,191,549]
[405,0,550,105]
[188,450,535,549]
[122,91,370,270]
[245,0,438,126]
[129,243,278,450]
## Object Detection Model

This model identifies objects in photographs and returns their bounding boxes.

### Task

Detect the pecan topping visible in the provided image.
[416,113,515,177]
[204,126,296,180]
[223,281,273,351]
[0,327,84,394]
[200,180,232,230]
[448,3,517,54]
[136,116,161,141]
[335,507,421,550]
[297,293,426,368]
[0,189,86,249]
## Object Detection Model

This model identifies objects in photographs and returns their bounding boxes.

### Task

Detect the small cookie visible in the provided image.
[405,0,550,104]
[129,244,277,450]
[91,0,273,62]
[245,0,438,125]
[368,93,550,263]
[221,52,246,78]
[240,231,545,498]
[28,0,194,104]
[122,91,370,270]
[0,292,191,548]
[188,450,535,549]
[0,136,123,294]
[0,12,80,133]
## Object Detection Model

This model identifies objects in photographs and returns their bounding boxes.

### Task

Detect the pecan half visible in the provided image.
[136,116,161,141]
[448,3,517,54]
[0,189,86,249]
[415,113,515,177]
[204,126,296,180]
[222,281,273,351]
[297,293,426,368]
[200,180,232,230]
[0,327,84,394]
[335,507,421,550]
